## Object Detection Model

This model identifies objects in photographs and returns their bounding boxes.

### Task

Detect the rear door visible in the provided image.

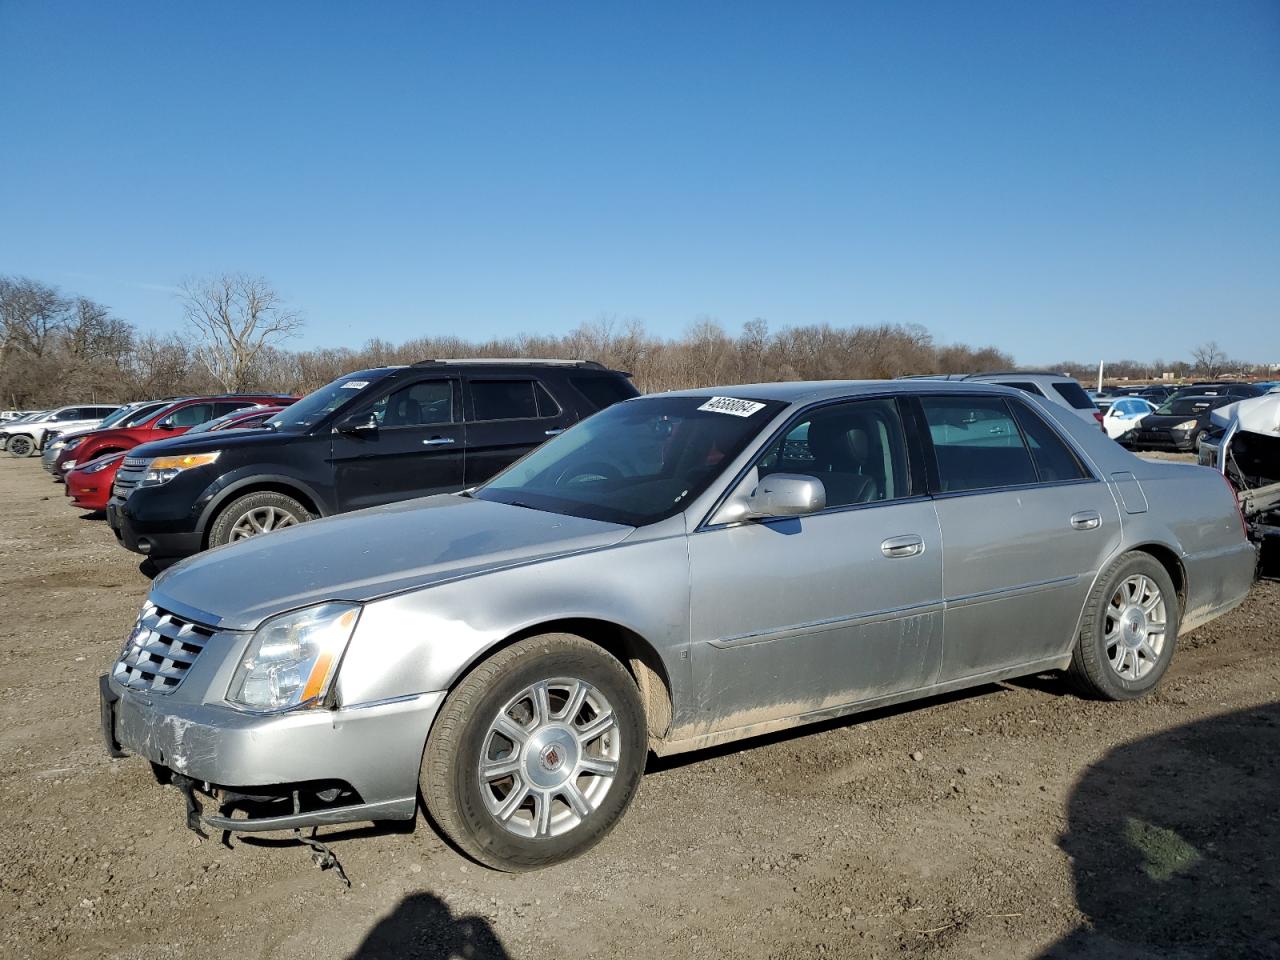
[915,393,1122,680]
[332,376,464,511]
[463,377,572,486]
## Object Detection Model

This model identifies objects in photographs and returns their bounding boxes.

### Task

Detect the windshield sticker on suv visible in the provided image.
[697,397,767,417]
[341,380,370,390]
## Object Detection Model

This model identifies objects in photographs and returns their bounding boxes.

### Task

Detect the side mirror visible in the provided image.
[744,474,826,520]
[156,418,177,430]
[336,412,378,435]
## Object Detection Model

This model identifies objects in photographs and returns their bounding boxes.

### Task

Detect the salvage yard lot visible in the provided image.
[1,457,1276,960]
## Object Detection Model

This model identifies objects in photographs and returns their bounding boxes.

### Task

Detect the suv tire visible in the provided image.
[7,434,35,458]
[1066,552,1179,700]
[208,491,313,547]
[421,633,647,871]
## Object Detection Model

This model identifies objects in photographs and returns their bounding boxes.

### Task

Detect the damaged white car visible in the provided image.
[1200,393,1280,560]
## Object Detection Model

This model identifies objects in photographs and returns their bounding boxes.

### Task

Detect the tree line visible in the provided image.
[0,273,1267,409]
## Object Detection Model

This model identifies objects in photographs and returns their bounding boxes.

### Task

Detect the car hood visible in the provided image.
[129,427,299,460]
[1209,394,1280,439]
[150,495,634,631]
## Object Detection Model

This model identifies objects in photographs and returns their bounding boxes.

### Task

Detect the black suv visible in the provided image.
[105,359,637,558]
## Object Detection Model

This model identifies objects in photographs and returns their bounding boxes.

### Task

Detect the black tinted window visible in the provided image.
[920,396,1037,492]
[999,381,1044,396]
[534,382,560,417]
[374,380,455,427]
[570,375,638,411]
[1051,381,1096,410]
[471,380,541,421]
[1009,402,1090,482]
[757,398,911,506]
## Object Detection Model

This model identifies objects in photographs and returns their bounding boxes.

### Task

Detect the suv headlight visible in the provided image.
[227,603,361,712]
[138,451,220,487]
[1173,420,1198,431]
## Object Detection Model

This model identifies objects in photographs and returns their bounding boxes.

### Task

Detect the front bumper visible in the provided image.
[101,675,443,830]
[67,473,112,511]
[107,497,204,556]
[1125,427,1196,452]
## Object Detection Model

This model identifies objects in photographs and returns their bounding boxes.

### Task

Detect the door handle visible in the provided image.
[422,437,456,446]
[881,535,925,558]
[545,428,565,436]
[1070,510,1101,530]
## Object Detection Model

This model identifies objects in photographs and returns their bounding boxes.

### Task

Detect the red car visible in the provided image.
[53,393,293,478]
[65,405,289,512]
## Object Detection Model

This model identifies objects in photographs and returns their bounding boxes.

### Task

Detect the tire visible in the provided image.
[1066,552,1179,700]
[207,491,312,547]
[1194,430,1208,452]
[7,434,35,458]
[421,633,647,871]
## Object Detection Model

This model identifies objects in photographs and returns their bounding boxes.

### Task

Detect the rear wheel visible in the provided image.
[208,491,312,547]
[1067,552,1179,700]
[7,434,35,458]
[421,633,647,871]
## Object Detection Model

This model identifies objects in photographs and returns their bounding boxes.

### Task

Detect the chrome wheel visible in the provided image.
[229,505,298,540]
[1104,574,1167,681]
[478,677,620,839]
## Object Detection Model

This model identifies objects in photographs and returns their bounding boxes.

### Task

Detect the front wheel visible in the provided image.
[6,434,35,458]
[1066,552,1179,700]
[207,491,312,547]
[421,633,647,871]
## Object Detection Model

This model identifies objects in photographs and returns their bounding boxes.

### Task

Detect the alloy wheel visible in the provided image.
[229,505,299,540]
[1104,574,1167,681]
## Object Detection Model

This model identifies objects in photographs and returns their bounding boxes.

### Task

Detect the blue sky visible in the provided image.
[1,1,1277,364]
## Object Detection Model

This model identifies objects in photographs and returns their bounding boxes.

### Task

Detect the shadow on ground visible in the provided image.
[347,891,510,960]
[1043,703,1280,958]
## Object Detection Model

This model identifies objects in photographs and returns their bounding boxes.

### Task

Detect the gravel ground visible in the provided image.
[0,455,1277,960]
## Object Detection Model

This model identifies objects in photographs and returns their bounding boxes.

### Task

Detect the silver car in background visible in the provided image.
[100,381,1256,870]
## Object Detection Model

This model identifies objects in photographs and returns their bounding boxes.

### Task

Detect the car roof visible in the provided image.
[653,379,1032,405]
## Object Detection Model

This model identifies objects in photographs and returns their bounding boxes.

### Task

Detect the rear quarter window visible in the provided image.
[1051,381,1096,410]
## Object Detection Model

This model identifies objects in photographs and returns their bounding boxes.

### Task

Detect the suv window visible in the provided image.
[372,380,456,427]
[757,398,911,507]
[1050,381,1096,410]
[212,401,256,418]
[997,381,1045,397]
[1008,401,1090,482]
[54,408,84,421]
[571,375,637,410]
[470,379,557,421]
[165,403,215,427]
[920,395,1038,492]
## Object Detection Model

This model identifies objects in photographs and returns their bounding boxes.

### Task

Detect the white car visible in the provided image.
[1102,397,1156,440]
[0,404,120,458]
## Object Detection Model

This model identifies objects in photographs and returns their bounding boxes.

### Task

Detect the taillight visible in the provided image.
[1222,472,1249,540]
[1093,411,1105,430]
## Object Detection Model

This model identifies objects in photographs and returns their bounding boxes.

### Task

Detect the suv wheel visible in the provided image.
[7,434,35,458]
[1066,552,1179,700]
[421,633,647,871]
[208,491,313,547]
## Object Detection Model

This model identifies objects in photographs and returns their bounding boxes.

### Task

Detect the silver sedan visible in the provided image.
[101,380,1256,870]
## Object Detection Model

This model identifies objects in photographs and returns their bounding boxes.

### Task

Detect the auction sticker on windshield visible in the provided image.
[697,397,767,417]
[341,381,370,390]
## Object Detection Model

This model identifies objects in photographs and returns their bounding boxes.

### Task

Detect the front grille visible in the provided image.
[112,604,215,693]
[112,460,148,498]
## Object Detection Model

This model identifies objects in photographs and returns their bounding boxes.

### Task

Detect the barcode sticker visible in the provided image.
[697,397,766,417]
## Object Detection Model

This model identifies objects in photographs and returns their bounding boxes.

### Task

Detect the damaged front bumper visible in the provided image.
[99,674,443,832]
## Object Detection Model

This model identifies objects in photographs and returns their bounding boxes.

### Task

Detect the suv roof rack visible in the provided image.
[968,370,1067,379]
[412,358,607,370]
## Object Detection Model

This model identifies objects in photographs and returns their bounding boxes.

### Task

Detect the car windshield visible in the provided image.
[118,401,171,427]
[475,395,786,526]
[96,405,139,428]
[266,372,390,431]
[1156,397,1226,417]
[185,408,266,435]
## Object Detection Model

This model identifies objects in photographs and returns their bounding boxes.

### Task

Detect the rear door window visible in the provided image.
[919,396,1038,492]
[166,403,215,427]
[469,379,553,421]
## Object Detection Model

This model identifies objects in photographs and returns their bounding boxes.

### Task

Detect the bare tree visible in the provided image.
[180,274,304,392]
[1190,341,1229,379]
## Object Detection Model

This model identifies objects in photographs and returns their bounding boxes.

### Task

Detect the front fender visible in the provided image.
[335,534,694,722]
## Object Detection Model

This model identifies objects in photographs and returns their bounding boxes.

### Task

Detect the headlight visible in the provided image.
[226,602,361,712]
[1173,420,1198,431]
[83,457,117,474]
[63,460,78,471]
[138,451,220,487]
[63,437,83,450]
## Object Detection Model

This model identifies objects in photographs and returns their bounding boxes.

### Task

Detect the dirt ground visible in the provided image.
[0,455,1277,960]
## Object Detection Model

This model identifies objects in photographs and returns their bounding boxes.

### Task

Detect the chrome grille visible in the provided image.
[112,458,148,498]
[112,604,215,693]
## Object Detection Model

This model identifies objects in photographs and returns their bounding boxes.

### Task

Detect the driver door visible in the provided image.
[687,398,944,733]
[332,377,465,511]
